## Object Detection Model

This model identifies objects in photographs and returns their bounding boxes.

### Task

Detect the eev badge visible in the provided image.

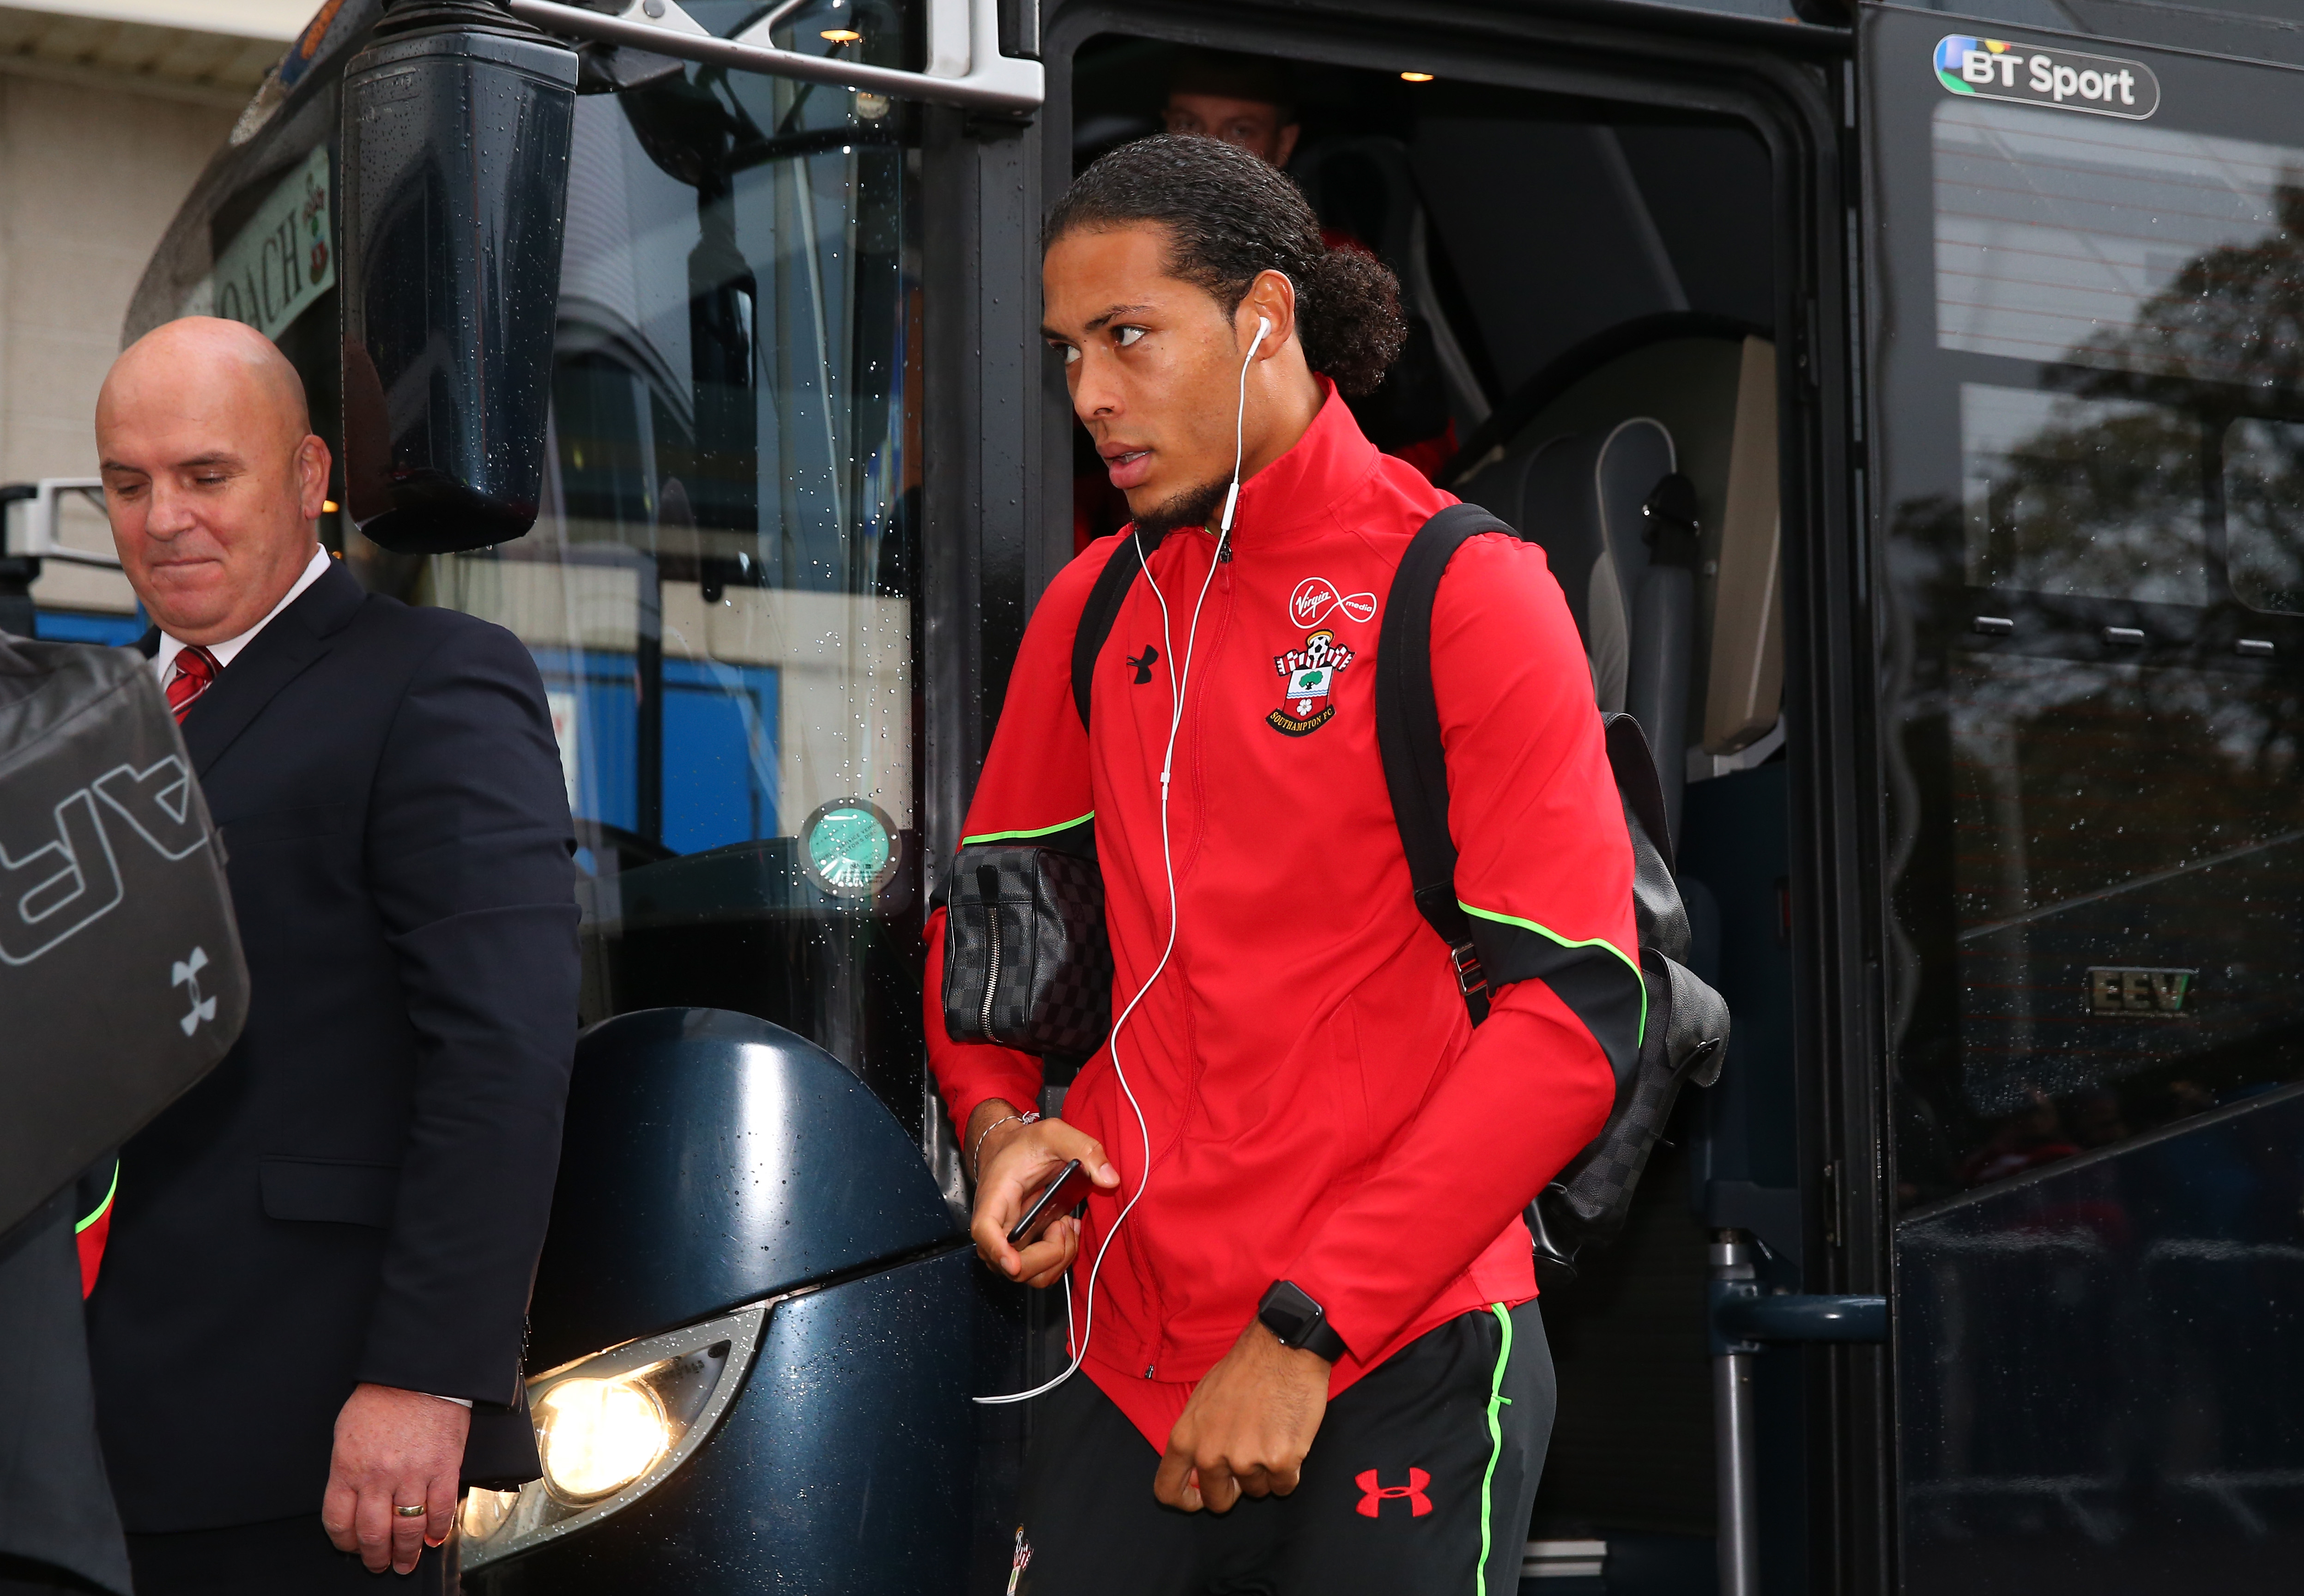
[1269,628,1355,737]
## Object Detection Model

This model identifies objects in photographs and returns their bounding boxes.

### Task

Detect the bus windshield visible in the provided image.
[370,50,924,1123]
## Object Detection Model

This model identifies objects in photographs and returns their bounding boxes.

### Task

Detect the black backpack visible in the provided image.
[945,503,1729,1270]
[0,636,247,1244]
[1367,505,1729,1271]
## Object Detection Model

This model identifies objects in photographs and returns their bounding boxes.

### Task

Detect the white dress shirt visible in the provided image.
[151,542,475,1413]
[152,543,333,685]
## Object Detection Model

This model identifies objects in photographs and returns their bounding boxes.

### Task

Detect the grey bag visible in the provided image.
[0,637,246,1239]
[1373,507,1730,1276]
[1527,715,1729,1265]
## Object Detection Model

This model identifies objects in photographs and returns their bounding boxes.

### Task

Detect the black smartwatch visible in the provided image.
[1257,1280,1348,1363]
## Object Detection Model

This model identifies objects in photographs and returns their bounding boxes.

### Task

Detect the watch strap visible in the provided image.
[1258,1280,1348,1362]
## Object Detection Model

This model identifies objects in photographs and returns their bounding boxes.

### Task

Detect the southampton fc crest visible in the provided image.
[1269,629,1355,736]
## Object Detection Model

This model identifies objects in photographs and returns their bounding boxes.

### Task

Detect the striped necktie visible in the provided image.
[166,644,220,724]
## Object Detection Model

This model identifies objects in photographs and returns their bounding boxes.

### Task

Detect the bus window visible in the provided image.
[2225,416,2304,611]
[412,51,923,1123]
[1878,51,2304,1208]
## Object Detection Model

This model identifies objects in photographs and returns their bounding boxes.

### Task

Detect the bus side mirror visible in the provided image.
[340,0,578,554]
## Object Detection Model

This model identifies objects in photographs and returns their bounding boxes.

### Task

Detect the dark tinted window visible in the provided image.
[1875,53,2304,1208]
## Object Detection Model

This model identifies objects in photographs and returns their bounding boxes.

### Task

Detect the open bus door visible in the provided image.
[1860,8,2304,1590]
[1028,10,1869,1596]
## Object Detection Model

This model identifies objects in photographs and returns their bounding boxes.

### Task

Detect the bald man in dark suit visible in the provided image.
[82,317,579,1595]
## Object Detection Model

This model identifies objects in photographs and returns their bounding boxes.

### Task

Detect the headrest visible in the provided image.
[1460,418,1677,712]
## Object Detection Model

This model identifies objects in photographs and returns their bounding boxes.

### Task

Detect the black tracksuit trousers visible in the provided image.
[1015,1301,1553,1596]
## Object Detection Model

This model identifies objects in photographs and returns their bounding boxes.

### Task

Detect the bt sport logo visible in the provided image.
[1934,36,2159,121]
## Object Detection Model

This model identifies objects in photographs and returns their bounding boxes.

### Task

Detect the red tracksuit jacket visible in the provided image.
[925,385,1632,1451]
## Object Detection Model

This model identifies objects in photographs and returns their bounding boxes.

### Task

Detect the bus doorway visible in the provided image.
[1046,23,1829,1596]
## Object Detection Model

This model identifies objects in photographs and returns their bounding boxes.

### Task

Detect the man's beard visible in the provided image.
[1130,473,1230,539]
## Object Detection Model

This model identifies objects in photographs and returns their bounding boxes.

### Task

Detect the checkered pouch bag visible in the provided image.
[940,845,1112,1059]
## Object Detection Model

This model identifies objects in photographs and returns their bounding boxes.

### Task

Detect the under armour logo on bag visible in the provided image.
[173,946,218,1035]
[1126,645,1160,684]
[1354,1467,1433,1518]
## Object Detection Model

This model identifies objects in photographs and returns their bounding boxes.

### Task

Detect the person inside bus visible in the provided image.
[928,136,1630,1595]
[80,318,580,1596]
[1160,47,1304,168]
[1169,50,1459,480]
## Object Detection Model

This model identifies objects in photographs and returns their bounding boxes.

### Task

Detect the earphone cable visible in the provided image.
[975,316,1262,1405]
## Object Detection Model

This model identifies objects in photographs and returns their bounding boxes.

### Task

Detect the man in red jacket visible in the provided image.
[926,136,1633,1595]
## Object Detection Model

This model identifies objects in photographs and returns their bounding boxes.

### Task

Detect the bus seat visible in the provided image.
[1461,432,1623,710]
[1702,336,1782,756]
[1461,417,1693,840]
[1291,135,1491,427]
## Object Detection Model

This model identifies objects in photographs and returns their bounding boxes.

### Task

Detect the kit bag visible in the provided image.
[0,636,247,1240]
[939,505,1728,1268]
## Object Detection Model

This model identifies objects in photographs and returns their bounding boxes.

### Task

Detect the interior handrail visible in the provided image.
[2,479,117,570]
[502,0,1044,113]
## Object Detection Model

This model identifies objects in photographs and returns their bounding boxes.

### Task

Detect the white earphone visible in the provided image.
[1220,315,1272,536]
[978,307,1273,1405]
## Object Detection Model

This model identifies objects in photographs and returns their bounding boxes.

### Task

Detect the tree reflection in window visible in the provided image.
[1896,124,2304,1205]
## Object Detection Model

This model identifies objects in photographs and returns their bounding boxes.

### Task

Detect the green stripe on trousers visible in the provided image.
[1476,1302,1513,1596]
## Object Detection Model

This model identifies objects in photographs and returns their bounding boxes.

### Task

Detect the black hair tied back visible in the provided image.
[1297,243,1407,399]
[1045,134,1408,398]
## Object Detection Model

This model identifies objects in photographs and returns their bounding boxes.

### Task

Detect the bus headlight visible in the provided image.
[460,1300,766,1570]
[538,1375,670,1500]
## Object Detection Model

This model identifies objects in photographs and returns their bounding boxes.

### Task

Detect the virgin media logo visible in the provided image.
[1288,576,1377,629]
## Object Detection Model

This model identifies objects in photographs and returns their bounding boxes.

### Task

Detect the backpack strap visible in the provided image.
[1601,711,1690,965]
[1071,528,1167,730]
[1374,503,1520,1024]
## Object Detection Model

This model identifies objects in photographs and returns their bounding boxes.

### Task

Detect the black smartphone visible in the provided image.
[1007,1159,1094,1248]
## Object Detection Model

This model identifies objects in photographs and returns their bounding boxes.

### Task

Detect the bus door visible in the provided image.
[1034,7,1862,1594]
[1862,9,2304,1589]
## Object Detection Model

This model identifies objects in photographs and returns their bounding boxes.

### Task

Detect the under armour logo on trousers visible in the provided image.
[1355,1467,1433,1518]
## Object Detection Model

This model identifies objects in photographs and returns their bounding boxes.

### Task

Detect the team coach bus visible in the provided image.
[84,0,2304,1590]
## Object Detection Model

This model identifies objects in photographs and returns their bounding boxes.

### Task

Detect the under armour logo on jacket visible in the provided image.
[1355,1467,1433,1518]
[1126,645,1160,684]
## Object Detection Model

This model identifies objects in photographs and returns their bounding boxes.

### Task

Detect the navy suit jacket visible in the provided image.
[85,559,580,1532]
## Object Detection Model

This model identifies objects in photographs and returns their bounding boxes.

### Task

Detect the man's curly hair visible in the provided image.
[1043,134,1408,397]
